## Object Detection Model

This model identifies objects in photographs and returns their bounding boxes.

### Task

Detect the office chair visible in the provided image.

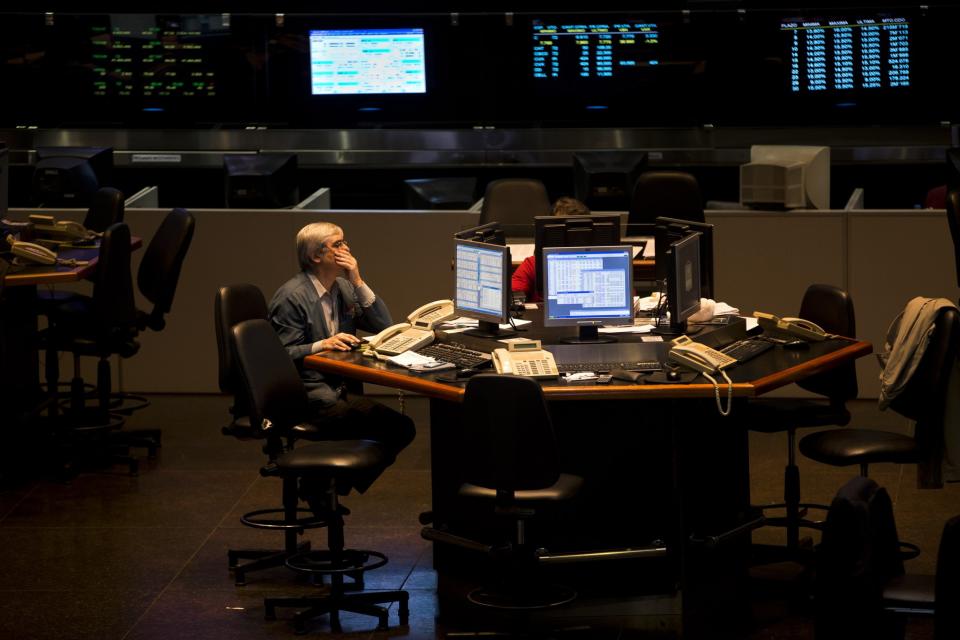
[745,284,858,560]
[422,374,583,609]
[215,284,327,586]
[478,178,551,228]
[946,189,960,296]
[108,208,195,416]
[43,222,146,475]
[628,171,704,226]
[799,305,960,481]
[36,186,125,311]
[231,319,408,633]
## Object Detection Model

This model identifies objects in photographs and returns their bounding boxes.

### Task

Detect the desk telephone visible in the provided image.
[668,335,734,417]
[753,311,829,341]
[668,335,736,375]
[492,340,559,379]
[28,215,96,242]
[365,299,455,356]
[5,234,58,265]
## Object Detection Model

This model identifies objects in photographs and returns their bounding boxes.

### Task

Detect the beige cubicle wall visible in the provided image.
[11,206,958,397]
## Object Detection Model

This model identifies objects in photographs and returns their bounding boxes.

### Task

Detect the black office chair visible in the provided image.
[628,171,704,226]
[215,284,328,585]
[43,222,146,475]
[745,284,858,559]
[108,208,195,415]
[231,319,408,633]
[422,374,583,609]
[478,178,551,228]
[799,305,960,481]
[945,189,960,297]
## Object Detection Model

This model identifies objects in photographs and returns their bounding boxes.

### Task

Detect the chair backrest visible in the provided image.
[460,374,561,496]
[945,189,960,291]
[886,306,960,422]
[82,187,124,232]
[478,179,551,227]
[936,514,960,639]
[231,318,310,436]
[214,284,268,407]
[137,208,195,331]
[628,171,704,226]
[796,283,859,401]
[92,222,138,347]
[816,476,904,639]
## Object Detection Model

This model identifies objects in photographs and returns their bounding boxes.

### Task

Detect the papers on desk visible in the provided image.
[438,316,532,334]
[386,350,455,373]
[598,318,657,334]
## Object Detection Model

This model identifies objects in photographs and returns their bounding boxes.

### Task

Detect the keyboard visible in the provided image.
[415,342,493,370]
[720,338,775,364]
[557,361,662,373]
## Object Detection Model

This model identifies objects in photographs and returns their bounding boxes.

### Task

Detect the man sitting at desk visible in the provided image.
[268,222,416,494]
[510,196,589,303]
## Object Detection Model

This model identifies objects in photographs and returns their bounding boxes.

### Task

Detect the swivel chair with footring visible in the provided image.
[232,319,409,633]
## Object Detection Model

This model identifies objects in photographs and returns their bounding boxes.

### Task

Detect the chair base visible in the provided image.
[264,590,409,634]
[286,549,387,576]
[467,583,577,610]
[229,541,311,586]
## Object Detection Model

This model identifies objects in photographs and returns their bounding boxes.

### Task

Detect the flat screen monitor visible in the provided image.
[454,238,514,339]
[654,216,714,300]
[309,28,427,95]
[657,232,701,336]
[533,213,622,298]
[543,245,634,344]
[31,146,113,207]
[740,145,830,210]
[224,153,299,209]
[454,222,505,246]
[573,151,648,211]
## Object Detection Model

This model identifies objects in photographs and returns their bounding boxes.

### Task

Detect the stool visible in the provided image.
[263,440,409,634]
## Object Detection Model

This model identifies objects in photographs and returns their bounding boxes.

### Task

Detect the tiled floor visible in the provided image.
[0,394,954,639]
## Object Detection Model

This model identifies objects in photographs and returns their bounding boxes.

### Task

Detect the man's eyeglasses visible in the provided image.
[326,239,349,250]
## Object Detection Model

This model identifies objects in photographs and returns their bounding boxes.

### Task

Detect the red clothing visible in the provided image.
[511,255,542,303]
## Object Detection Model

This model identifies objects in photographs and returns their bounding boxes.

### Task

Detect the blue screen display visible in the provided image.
[544,246,633,323]
[309,28,426,95]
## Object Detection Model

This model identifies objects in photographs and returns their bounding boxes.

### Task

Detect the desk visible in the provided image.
[0,239,142,440]
[304,322,870,636]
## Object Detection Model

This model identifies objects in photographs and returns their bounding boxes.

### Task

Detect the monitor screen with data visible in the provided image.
[309,28,427,95]
[454,238,511,338]
[543,245,633,333]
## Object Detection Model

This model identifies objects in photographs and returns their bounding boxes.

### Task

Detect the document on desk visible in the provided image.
[387,351,455,372]
[438,317,532,334]
[598,318,656,334]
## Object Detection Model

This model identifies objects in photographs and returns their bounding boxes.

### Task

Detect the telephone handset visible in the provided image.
[668,335,735,417]
[6,235,57,265]
[492,340,559,379]
[668,334,736,375]
[407,299,455,329]
[753,311,829,341]
[28,215,96,241]
[365,299,454,356]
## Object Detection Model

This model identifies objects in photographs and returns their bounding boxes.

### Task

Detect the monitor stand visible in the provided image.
[651,319,702,337]
[463,320,516,339]
[561,325,615,345]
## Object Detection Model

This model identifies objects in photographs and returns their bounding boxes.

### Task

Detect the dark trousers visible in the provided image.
[302,395,416,504]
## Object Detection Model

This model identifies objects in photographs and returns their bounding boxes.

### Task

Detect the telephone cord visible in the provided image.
[702,369,733,417]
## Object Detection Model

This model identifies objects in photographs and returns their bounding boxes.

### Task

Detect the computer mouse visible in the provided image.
[456,368,481,379]
[666,370,681,382]
[783,339,810,350]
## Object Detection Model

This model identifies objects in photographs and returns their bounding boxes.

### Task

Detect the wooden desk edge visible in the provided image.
[750,339,873,396]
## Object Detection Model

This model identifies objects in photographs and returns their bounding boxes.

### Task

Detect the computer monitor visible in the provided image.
[31,147,113,207]
[740,145,830,210]
[654,216,714,300]
[309,28,427,95]
[656,232,702,336]
[573,151,648,211]
[454,222,505,246]
[534,214,622,298]
[543,245,634,344]
[224,153,299,209]
[454,238,514,339]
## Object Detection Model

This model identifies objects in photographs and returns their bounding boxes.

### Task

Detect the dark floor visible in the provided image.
[0,394,954,639]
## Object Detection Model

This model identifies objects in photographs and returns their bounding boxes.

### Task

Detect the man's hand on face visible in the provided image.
[333,246,363,287]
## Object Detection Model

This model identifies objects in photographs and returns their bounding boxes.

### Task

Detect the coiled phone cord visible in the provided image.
[702,369,733,417]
